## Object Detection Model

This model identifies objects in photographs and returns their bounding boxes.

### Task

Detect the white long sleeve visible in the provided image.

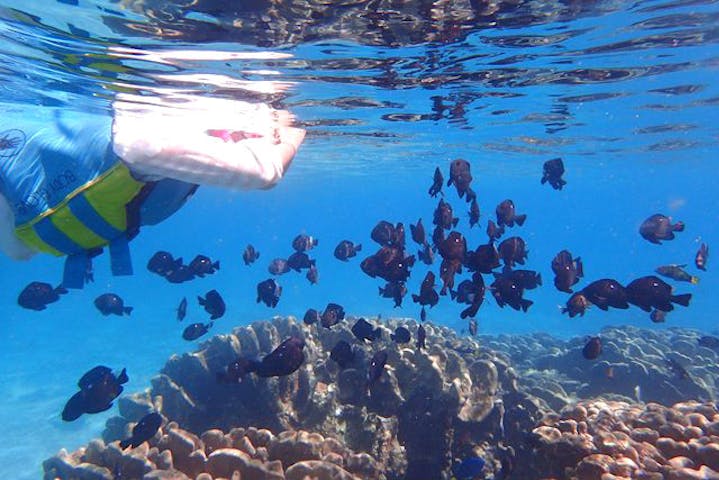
[111,93,305,189]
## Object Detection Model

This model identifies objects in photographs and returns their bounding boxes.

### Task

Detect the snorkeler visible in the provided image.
[0,81,305,288]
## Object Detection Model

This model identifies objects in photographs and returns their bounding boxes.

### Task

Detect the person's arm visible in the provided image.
[111,93,305,189]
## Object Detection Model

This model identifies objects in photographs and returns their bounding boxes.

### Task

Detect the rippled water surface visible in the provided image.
[0,0,717,478]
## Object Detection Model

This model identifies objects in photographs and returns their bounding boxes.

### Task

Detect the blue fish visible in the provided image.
[452,456,485,480]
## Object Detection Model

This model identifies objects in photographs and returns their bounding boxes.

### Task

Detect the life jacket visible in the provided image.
[0,107,197,288]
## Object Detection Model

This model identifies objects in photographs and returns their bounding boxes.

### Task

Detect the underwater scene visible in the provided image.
[0,0,718,479]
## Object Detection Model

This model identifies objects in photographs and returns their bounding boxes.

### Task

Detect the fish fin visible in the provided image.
[515,214,527,226]
[671,293,692,307]
[447,178,453,186]
[174,258,183,267]
[541,176,547,184]
[119,438,131,450]
[576,257,584,277]
[117,368,129,384]
[452,218,459,228]
[411,294,420,303]
[256,252,260,260]
[691,276,700,285]
[379,286,385,296]
[198,296,206,306]
[520,299,533,312]
[124,306,133,315]
[313,238,319,247]
[214,261,220,270]
[450,290,457,300]
[55,285,69,295]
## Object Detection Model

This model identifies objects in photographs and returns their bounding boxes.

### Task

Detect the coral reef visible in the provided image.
[91,316,539,479]
[44,421,382,480]
[529,399,719,480]
[480,326,718,410]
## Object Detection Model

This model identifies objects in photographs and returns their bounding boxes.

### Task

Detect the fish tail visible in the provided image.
[118,368,129,384]
[124,306,133,316]
[355,244,362,252]
[671,293,692,307]
[521,299,533,312]
[515,214,527,226]
[313,238,319,247]
[673,221,685,232]
[214,261,220,270]
[536,273,543,286]
[691,276,700,285]
[55,285,69,295]
[198,296,206,305]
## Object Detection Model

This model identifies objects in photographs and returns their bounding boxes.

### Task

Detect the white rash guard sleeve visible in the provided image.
[111,94,305,189]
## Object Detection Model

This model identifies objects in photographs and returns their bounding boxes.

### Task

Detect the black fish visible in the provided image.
[334,240,362,261]
[497,269,542,290]
[582,336,602,360]
[242,244,260,266]
[695,243,709,271]
[306,264,319,284]
[625,275,691,312]
[465,242,501,274]
[198,289,225,320]
[62,366,128,421]
[17,282,67,311]
[498,236,528,268]
[292,234,318,252]
[394,222,406,249]
[182,322,213,340]
[367,350,388,385]
[268,258,290,275]
[188,254,220,277]
[412,271,439,307]
[165,265,195,283]
[439,258,462,295]
[562,292,590,317]
[218,337,305,382]
[486,220,504,242]
[147,251,182,277]
[551,250,584,293]
[438,231,467,263]
[119,412,163,449]
[256,278,282,307]
[420,306,427,322]
[303,308,320,325]
[451,277,483,305]
[698,335,719,350]
[410,218,426,245]
[94,293,133,316]
[495,199,526,228]
[582,279,629,310]
[417,324,427,350]
[371,221,400,247]
[447,158,474,201]
[666,357,690,380]
[390,327,411,344]
[418,243,435,265]
[330,340,355,368]
[176,297,187,322]
[287,251,315,272]
[468,199,480,228]
[432,224,445,249]
[490,274,532,312]
[352,318,382,343]
[433,199,459,230]
[639,214,684,244]
[379,281,407,307]
[428,166,443,198]
[541,158,566,190]
[321,302,346,329]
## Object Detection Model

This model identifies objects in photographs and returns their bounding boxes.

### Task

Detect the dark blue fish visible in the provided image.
[182,322,213,341]
[119,412,163,449]
[256,279,282,307]
[198,289,225,320]
[582,336,602,360]
[306,263,319,284]
[390,326,411,344]
[217,337,305,382]
[330,340,355,368]
[147,251,182,277]
[176,297,187,322]
[292,234,318,252]
[320,302,345,329]
[428,166,443,198]
[17,282,67,311]
[189,254,220,277]
[417,324,426,350]
[303,308,320,325]
[541,157,566,190]
[62,366,128,421]
[334,240,362,261]
[352,318,382,343]
[367,350,388,386]
[242,244,260,266]
[452,456,486,480]
[287,251,315,272]
[94,293,133,316]
[165,264,195,283]
[268,258,290,275]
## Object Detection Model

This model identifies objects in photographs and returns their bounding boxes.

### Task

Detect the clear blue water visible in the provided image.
[0,0,717,478]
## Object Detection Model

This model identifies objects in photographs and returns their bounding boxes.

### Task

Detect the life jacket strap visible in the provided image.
[63,252,89,289]
[109,235,132,276]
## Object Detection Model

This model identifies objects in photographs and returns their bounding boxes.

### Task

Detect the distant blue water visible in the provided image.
[0,0,717,478]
